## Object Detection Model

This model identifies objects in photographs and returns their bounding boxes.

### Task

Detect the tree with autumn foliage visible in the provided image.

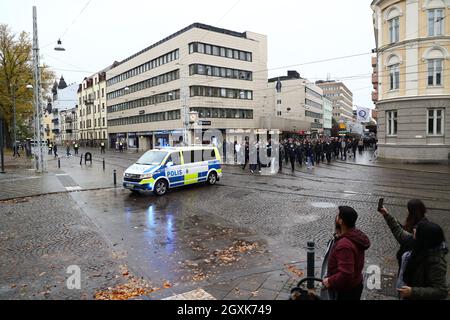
[0,23,54,147]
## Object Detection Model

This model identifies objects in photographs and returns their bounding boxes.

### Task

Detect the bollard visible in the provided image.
[58,157,61,169]
[103,158,105,171]
[113,169,117,186]
[307,241,315,289]
[80,154,83,166]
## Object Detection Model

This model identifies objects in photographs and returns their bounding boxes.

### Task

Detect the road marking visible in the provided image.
[55,174,69,176]
[163,288,216,300]
[65,186,82,191]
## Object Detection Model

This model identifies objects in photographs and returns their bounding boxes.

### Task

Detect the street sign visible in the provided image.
[198,120,211,126]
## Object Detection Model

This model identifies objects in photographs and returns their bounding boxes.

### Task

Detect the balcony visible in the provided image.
[372,56,377,67]
[52,129,60,134]
[372,73,378,84]
[65,129,73,134]
[372,91,378,102]
[52,118,59,124]
[84,98,94,105]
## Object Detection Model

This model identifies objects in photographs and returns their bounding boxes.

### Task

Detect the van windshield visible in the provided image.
[136,151,168,166]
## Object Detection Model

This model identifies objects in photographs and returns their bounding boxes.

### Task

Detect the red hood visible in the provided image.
[339,228,370,251]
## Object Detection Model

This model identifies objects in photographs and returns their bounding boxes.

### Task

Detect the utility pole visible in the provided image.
[32,6,45,172]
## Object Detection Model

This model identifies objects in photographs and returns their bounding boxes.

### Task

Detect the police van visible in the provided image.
[123,146,222,196]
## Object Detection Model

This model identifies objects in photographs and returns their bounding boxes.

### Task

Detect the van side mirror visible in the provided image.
[166,161,174,167]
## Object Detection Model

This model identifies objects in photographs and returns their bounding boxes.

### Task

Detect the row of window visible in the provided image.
[190,107,253,119]
[107,69,180,100]
[189,64,253,81]
[388,8,444,44]
[389,59,443,90]
[311,123,323,129]
[107,49,180,86]
[79,118,106,130]
[167,149,217,166]
[80,131,107,140]
[305,98,323,110]
[108,110,181,127]
[305,111,323,119]
[107,90,180,114]
[386,109,445,136]
[305,87,322,100]
[189,42,252,62]
[190,86,253,100]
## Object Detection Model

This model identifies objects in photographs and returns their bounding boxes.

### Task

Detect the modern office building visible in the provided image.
[316,80,354,121]
[323,97,333,136]
[78,66,112,147]
[105,23,268,150]
[266,71,324,137]
[371,0,450,163]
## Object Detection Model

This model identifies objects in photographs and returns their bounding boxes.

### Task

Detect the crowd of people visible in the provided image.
[233,136,377,174]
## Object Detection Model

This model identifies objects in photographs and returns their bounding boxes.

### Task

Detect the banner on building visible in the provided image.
[357,107,370,123]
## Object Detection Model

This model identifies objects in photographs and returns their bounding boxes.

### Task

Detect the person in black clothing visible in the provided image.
[325,140,332,164]
[278,141,284,172]
[53,144,58,158]
[284,140,289,164]
[296,141,303,167]
[351,139,357,159]
[242,142,250,170]
[314,141,321,165]
[287,139,297,171]
[379,199,428,272]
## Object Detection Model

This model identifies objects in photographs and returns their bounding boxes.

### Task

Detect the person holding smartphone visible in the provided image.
[395,221,448,300]
[378,199,428,272]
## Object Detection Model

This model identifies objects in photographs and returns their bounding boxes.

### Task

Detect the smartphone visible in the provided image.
[377,198,384,212]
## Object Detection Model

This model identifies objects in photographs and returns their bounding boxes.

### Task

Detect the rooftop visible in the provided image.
[114,23,250,68]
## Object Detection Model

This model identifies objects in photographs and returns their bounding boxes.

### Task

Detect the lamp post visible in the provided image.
[32,6,45,173]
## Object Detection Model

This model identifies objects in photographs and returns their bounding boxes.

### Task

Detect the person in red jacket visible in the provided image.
[323,206,371,300]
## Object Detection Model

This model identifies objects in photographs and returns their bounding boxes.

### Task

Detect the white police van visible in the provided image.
[123,146,222,196]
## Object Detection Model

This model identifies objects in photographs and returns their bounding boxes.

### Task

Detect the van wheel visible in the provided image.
[153,180,168,196]
[207,172,217,185]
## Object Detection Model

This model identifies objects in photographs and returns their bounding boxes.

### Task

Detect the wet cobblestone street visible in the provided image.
[0,149,449,300]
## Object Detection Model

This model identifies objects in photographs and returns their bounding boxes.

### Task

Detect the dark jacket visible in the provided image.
[383,213,428,269]
[403,245,448,300]
[327,229,371,292]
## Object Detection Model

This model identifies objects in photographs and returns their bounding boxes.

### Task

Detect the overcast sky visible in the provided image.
[0,0,375,108]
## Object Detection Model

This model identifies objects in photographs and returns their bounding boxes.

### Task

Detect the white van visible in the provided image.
[123,146,222,196]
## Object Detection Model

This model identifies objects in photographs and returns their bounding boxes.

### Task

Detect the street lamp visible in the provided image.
[54,39,65,51]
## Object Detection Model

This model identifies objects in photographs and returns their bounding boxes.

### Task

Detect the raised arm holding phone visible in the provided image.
[378,199,448,300]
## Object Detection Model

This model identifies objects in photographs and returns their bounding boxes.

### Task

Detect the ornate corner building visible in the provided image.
[372,0,450,163]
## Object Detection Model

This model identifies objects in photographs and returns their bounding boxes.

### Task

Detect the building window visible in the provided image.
[387,110,398,136]
[428,109,444,135]
[428,59,443,86]
[389,17,399,43]
[389,64,400,90]
[428,9,444,36]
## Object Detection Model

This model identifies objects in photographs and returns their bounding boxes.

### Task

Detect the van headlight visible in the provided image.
[140,173,153,179]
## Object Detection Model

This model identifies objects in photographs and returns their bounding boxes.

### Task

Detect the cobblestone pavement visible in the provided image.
[0,149,449,300]
[0,194,127,300]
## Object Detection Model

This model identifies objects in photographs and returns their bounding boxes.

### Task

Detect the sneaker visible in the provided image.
[250,170,254,174]
[258,170,262,173]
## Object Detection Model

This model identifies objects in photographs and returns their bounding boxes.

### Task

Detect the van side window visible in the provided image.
[203,149,216,161]
[193,150,203,163]
[167,152,182,166]
[182,151,192,164]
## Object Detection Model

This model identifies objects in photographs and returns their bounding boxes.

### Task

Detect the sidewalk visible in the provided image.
[334,150,450,175]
